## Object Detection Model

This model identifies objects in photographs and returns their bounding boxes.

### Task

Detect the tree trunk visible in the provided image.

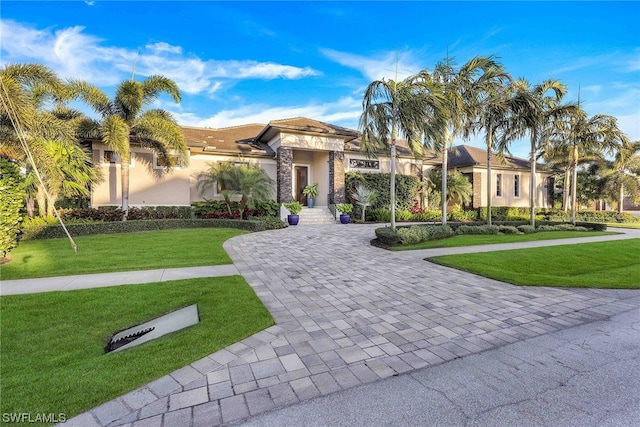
[486,129,493,226]
[441,127,450,225]
[121,151,130,221]
[26,196,35,218]
[618,183,624,213]
[529,137,536,227]
[36,185,46,217]
[390,140,397,231]
[570,145,578,224]
[563,168,570,212]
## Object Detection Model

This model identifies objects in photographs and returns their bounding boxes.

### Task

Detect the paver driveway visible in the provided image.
[69,224,640,426]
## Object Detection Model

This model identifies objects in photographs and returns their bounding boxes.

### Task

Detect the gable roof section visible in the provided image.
[255,117,359,143]
[448,145,546,172]
[182,124,274,156]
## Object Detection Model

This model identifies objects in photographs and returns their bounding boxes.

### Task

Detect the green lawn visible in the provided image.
[0,277,274,423]
[390,230,617,251]
[428,239,640,289]
[606,222,640,229]
[2,228,246,280]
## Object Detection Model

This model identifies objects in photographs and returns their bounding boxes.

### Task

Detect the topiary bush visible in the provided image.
[0,159,25,258]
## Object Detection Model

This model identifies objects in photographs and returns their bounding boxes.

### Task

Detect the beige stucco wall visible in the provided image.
[292,150,330,206]
[91,144,191,207]
[462,166,553,208]
[345,154,423,176]
[279,132,345,152]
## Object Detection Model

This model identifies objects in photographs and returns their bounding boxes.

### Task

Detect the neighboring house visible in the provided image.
[447,145,555,210]
[88,117,553,211]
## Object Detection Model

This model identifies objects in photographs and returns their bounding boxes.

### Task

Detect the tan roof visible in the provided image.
[182,124,272,156]
[448,145,545,171]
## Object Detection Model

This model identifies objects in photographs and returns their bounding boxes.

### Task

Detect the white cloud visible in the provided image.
[0,19,320,94]
[176,96,362,129]
[321,48,422,81]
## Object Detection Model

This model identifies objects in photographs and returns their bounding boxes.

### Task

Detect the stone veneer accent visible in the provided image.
[472,171,482,208]
[329,151,345,204]
[277,147,293,203]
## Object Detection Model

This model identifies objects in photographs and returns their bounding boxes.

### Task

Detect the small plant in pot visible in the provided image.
[335,203,353,224]
[302,183,318,208]
[283,201,302,226]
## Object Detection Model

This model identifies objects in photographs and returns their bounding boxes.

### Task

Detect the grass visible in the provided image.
[390,230,617,251]
[0,276,274,423]
[428,239,640,289]
[606,222,640,229]
[1,228,246,280]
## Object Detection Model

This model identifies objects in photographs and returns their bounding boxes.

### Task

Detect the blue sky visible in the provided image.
[1,1,639,158]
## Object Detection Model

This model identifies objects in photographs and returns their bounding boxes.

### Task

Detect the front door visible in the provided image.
[294,166,308,205]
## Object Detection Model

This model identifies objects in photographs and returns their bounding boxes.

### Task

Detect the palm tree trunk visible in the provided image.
[563,168,570,212]
[618,183,624,213]
[529,138,536,227]
[441,127,450,225]
[121,152,130,221]
[36,185,47,217]
[570,145,578,224]
[486,129,493,226]
[26,196,35,218]
[390,140,397,231]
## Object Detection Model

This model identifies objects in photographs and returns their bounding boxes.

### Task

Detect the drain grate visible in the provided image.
[105,304,199,353]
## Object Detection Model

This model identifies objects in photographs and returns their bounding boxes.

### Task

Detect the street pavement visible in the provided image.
[2,224,638,426]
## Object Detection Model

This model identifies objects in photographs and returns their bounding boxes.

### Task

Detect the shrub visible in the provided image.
[0,159,25,258]
[370,208,391,222]
[397,225,455,244]
[517,225,536,234]
[455,225,499,235]
[537,224,588,232]
[543,210,638,224]
[21,218,286,241]
[410,210,440,222]
[449,207,478,222]
[395,210,412,222]
[375,227,400,245]
[497,225,521,235]
[61,206,193,222]
[346,172,420,211]
[192,200,279,218]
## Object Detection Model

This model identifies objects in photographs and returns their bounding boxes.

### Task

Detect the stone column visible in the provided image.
[329,151,345,204]
[473,171,482,208]
[277,147,293,203]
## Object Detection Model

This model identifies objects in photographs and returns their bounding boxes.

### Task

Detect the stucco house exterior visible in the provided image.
[88,117,555,213]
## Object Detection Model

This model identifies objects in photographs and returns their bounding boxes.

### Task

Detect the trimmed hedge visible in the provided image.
[375,227,401,246]
[543,210,639,224]
[398,225,455,244]
[21,218,286,241]
[61,206,193,221]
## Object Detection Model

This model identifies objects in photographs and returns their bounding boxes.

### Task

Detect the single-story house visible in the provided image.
[88,117,554,212]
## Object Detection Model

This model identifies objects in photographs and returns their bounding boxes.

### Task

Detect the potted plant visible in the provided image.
[283,201,302,225]
[335,203,353,224]
[302,183,318,208]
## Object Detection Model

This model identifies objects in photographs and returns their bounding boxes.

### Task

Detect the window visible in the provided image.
[514,175,520,198]
[103,150,117,164]
[349,158,379,170]
[496,173,503,197]
[155,154,184,169]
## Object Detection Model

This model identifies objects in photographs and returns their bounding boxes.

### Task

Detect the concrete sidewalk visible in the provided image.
[0,264,240,296]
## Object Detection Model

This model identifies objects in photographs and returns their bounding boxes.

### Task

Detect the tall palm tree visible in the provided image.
[552,109,630,222]
[73,76,186,220]
[432,55,508,225]
[467,70,513,225]
[359,70,444,231]
[500,78,576,226]
[1,63,96,217]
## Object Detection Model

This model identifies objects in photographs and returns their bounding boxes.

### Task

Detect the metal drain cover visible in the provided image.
[106,304,199,353]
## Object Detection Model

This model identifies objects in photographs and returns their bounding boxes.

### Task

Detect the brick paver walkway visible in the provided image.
[64,225,640,426]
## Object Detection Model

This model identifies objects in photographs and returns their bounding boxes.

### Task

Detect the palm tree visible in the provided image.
[427,169,473,206]
[359,70,444,231]
[500,78,576,226]
[552,108,630,222]
[197,162,274,219]
[1,63,95,217]
[599,141,639,213]
[433,55,509,225]
[352,184,377,222]
[467,71,513,225]
[73,76,186,220]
